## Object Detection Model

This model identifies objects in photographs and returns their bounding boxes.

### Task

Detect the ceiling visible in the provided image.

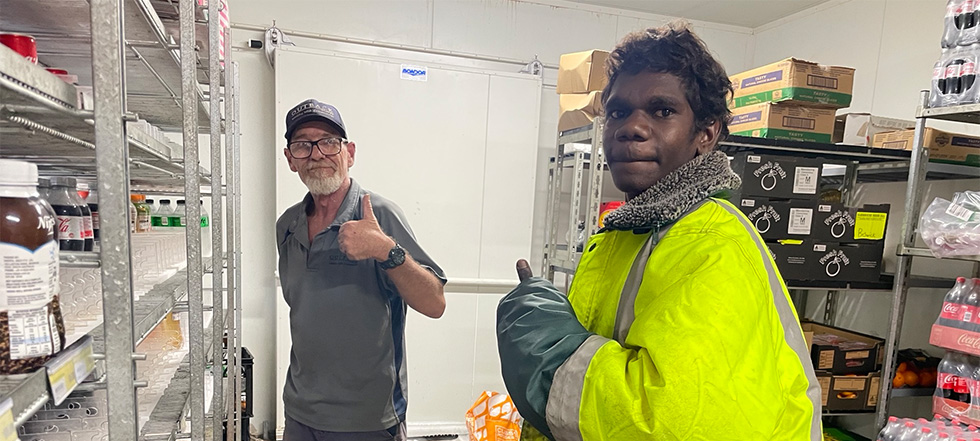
[563,0,832,28]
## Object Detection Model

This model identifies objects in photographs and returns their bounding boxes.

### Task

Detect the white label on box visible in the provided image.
[845,350,870,360]
[868,376,880,407]
[741,199,756,208]
[814,244,827,252]
[793,167,819,194]
[747,155,761,164]
[788,208,814,235]
[400,64,428,82]
[818,377,831,406]
[946,203,976,222]
[819,205,832,212]
[835,378,866,391]
[818,350,835,369]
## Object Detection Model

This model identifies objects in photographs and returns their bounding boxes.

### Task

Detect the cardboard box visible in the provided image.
[730,57,855,108]
[929,323,980,357]
[816,371,881,412]
[736,197,816,240]
[557,50,609,94]
[558,91,602,132]
[768,240,813,281]
[811,242,883,283]
[812,203,890,243]
[872,128,980,167]
[834,113,915,146]
[729,102,837,143]
[803,322,883,375]
[730,153,824,200]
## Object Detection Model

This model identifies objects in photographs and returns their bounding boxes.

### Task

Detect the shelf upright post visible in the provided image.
[874,90,932,430]
[90,0,139,439]
[543,132,567,280]
[179,0,205,438]
[232,61,244,441]
[584,120,605,240]
[223,48,238,441]
[208,0,226,436]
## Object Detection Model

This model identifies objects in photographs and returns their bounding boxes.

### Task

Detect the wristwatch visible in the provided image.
[379,243,406,270]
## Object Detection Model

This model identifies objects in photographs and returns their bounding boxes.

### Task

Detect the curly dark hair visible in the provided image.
[603,21,733,143]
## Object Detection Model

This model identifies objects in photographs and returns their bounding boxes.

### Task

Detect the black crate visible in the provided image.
[223,416,249,441]
[242,347,253,419]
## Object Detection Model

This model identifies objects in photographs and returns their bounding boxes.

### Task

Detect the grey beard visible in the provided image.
[302,173,344,196]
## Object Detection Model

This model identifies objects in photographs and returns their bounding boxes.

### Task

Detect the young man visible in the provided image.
[497,23,821,440]
[277,99,447,441]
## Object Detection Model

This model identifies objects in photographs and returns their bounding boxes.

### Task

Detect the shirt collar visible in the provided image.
[286,178,364,245]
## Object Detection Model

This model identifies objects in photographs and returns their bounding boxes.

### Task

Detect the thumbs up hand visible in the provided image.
[339,194,396,261]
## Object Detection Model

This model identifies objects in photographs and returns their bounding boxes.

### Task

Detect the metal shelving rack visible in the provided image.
[874,91,980,431]
[0,0,243,440]
[543,116,980,421]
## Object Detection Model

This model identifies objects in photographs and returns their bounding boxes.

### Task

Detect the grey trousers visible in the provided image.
[283,414,406,441]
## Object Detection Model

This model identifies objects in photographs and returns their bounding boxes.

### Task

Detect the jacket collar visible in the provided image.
[603,150,741,231]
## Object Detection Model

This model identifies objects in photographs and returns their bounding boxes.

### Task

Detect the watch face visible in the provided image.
[382,244,406,269]
[390,245,406,264]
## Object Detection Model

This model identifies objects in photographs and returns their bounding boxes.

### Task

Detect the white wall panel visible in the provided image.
[234,44,281,435]
[752,0,887,114]
[870,0,945,119]
[232,0,433,48]
[480,75,542,279]
[431,0,621,65]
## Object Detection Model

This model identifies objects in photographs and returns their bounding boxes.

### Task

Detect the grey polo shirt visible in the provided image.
[276,179,446,432]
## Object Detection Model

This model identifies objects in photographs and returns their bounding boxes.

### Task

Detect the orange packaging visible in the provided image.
[598,201,625,228]
[465,391,522,441]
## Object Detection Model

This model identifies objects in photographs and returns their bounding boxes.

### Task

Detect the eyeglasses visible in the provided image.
[287,137,348,158]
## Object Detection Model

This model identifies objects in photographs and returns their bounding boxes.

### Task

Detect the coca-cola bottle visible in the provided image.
[959,45,980,104]
[947,0,963,48]
[938,278,973,329]
[48,177,84,251]
[933,50,952,108]
[69,183,93,251]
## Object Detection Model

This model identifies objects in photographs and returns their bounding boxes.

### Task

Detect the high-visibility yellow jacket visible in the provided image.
[506,198,821,441]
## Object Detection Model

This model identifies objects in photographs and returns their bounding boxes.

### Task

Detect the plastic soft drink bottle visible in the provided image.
[896,421,919,441]
[947,0,963,48]
[939,278,974,329]
[922,428,939,441]
[879,416,903,441]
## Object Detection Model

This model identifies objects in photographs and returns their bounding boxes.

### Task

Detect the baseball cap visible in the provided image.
[284,99,347,140]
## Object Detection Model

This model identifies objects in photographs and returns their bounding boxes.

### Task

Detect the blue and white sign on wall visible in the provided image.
[400,64,428,82]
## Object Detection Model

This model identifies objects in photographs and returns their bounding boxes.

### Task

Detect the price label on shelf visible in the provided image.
[73,338,95,384]
[46,348,78,405]
[0,399,17,441]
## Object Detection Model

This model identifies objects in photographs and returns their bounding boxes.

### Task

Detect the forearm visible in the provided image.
[386,254,446,318]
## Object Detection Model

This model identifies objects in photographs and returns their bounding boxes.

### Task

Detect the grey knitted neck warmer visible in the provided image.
[603,150,741,231]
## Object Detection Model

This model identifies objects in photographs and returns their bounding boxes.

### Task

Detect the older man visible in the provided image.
[277,99,446,441]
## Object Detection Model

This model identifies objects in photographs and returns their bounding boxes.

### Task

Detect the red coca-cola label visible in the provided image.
[56,215,82,240]
[939,372,958,389]
[943,301,963,320]
[956,333,980,350]
[964,62,976,76]
[936,65,946,79]
[947,64,963,78]
[955,376,971,394]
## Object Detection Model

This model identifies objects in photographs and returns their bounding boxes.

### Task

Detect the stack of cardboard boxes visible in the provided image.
[728,58,855,143]
[556,50,608,132]
[802,322,885,412]
[728,152,890,286]
[872,127,980,167]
